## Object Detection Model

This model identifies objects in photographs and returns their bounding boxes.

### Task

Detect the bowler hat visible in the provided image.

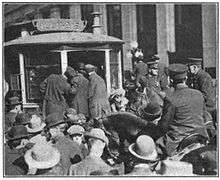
[187,58,202,66]
[45,113,66,128]
[129,135,158,161]
[7,125,29,141]
[14,113,30,126]
[84,128,109,145]
[141,102,162,121]
[168,63,188,80]
[25,143,60,169]
[6,97,22,106]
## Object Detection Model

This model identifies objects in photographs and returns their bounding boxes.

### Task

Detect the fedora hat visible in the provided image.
[67,125,85,136]
[25,143,60,169]
[45,113,66,128]
[7,125,29,141]
[6,96,22,106]
[141,102,162,121]
[84,128,109,145]
[129,135,158,161]
[26,115,46,133]
[14,113,30,126]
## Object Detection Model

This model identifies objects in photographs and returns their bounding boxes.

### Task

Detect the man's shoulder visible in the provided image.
[198,69,212,80]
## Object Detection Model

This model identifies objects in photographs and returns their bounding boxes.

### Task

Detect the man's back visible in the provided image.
[69,156,112,176]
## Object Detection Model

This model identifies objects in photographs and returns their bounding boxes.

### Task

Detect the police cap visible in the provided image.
[168,63,188,80]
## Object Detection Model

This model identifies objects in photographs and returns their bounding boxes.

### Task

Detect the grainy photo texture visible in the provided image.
[3,2,218,177]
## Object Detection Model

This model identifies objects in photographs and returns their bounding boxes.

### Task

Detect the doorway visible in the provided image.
[67,51,106,80]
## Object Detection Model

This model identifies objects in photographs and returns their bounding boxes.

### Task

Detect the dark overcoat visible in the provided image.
[191,69,216,112]
[69,73,89,117]
[88,72,111,119]
[156,84,209,157]
[133,61,148,85]
[40,74,77,117]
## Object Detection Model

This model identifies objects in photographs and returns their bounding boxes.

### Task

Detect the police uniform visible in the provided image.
[187,58,216,113]
[156,63,208,157]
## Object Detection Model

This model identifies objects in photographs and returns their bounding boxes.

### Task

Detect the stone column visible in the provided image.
[202,4,217,68]
[121,4,137,71]
[50,6,61,18]
[156,3,175,66]
[69,4,81,19]
[93,4,107,34]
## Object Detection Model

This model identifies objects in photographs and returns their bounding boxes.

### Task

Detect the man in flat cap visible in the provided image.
[155,63,209,157]
[85,64,111,122]
[187,58,216,117]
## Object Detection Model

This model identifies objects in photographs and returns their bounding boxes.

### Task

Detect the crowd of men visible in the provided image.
[4,54,217,176]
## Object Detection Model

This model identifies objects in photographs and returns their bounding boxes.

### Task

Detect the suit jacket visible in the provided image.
[69,156,113,176]
[88,72,111,119]
[156,84,208,156]
[192,69,216,112]
[69,73,89,117]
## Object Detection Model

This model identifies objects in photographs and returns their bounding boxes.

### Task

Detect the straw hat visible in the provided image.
[25,143,60,169]
[26,115,46,133]
[129,135,158,161]
[84,128,109,145]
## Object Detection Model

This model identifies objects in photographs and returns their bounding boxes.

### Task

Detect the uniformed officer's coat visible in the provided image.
[88,72,111,119]
[191,69,216,112]
[156,84,208,157]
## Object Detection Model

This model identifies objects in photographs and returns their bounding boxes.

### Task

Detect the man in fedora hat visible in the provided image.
[155,63,209,157]
[187,58,216,121]
[45,113,84,175]
[4,125,30,176]
[5,96,22,132]
[126,135,158,175]
[85,64,111,121]
[69,128,113,176]
[25,143,64,175]
[65,66,89,118]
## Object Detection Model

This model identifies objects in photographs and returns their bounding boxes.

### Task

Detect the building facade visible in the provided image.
[3,3,218,110]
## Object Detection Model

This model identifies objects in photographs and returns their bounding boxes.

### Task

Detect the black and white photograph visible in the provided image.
[3,2,218,176]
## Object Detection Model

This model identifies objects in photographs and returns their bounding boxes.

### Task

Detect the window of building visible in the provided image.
[42,10,50,19]
[60,5,70,19]
[136,5,157,60]
[81,4,93,33]
[107,4,122,39]
[175,5,203,59]
[24,46,61,103]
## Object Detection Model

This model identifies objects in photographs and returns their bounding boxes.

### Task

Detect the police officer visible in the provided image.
[156,63,209,157]
[187,58,216,115]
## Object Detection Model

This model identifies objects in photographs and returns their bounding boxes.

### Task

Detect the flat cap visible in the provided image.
[187,58,202,66]
[168,63,188,80]
[147,61,158,69]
